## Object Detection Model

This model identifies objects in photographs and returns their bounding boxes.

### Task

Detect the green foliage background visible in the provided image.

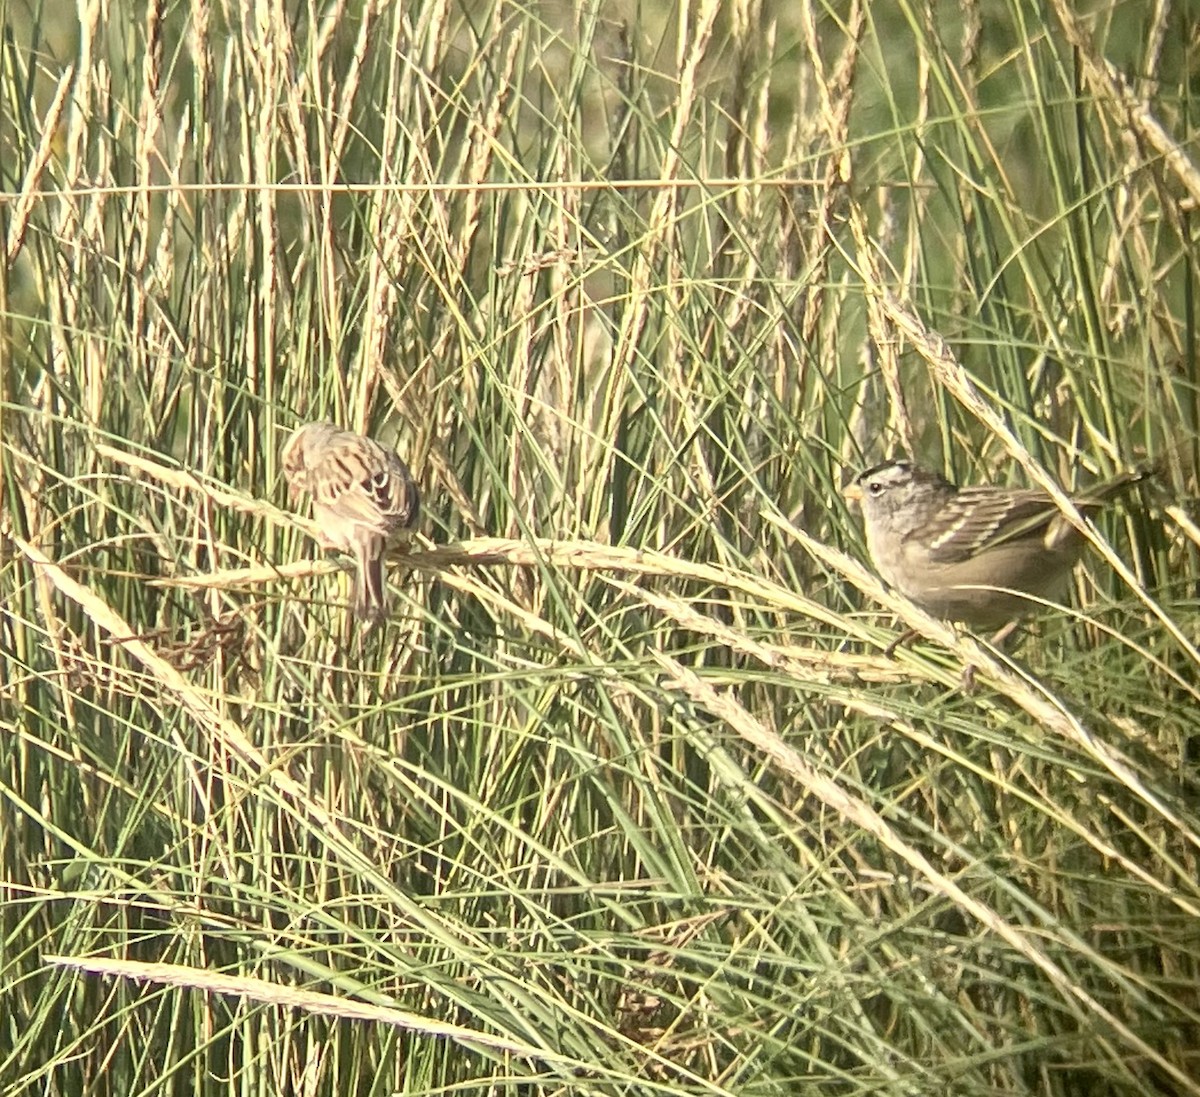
[2,0,1199,1094]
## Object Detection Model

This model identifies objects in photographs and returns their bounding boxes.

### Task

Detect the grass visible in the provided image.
[2,0,1199,1094]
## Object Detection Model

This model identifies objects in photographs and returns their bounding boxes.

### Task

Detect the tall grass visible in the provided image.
[2,0,1198,1094]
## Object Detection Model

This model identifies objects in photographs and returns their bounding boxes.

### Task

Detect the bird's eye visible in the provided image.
[867,480,886,497]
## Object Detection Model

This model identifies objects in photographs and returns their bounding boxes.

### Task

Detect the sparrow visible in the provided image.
[843,458,1153,632]
[282,421,420,622]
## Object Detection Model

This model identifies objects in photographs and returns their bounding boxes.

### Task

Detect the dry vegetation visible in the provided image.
[2,1,1199,1094]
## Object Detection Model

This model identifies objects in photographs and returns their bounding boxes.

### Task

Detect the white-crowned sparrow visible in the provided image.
[843,458,1152,632]
[282,421,420,622]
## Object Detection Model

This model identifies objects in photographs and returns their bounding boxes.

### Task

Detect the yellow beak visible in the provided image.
[842,481,863,502]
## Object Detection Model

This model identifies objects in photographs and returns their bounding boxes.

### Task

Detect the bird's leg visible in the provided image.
[987,620,1021,648]
[884,627,919,658]
[961,620,1021,692]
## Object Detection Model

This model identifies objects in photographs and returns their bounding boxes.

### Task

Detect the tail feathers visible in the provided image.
[1079,460,1161,507]
[353,534,388,624]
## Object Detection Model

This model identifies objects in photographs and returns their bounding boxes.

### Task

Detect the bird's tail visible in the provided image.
[1079,459,1161,507]
[353,533,388,624]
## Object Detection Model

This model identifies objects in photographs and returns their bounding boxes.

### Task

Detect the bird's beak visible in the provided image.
[842,481,863,502]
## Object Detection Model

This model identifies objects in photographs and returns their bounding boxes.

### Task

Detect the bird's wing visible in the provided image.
[311,436,418,535]
[920,489,1056,563]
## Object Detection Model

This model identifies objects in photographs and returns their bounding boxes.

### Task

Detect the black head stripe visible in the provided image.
[855,458,912,484]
